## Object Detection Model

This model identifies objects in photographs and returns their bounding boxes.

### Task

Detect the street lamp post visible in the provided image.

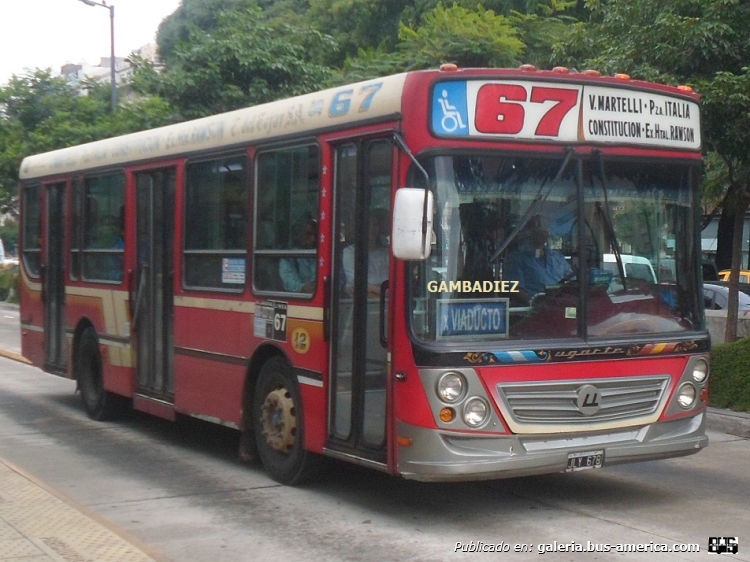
[77,0,116,112]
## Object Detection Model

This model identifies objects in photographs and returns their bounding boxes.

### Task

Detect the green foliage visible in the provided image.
[0,263,19,303]
[0,70,106,213]
[397,4,525,69]
[337,47,407,83]
[710,336,750,413]
[697,68,750,164]
[156,0,257,65]
[0,69,173,217]
[507,10,575,68]
[307,0,406,64]
[0,219,19,254]
[134,6,337,119]
[337,2,566,81]
[554,0,750,81]
[701,152,730,214]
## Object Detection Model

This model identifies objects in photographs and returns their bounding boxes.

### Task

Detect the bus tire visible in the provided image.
[253,356,320,485]
[76,327,125,421]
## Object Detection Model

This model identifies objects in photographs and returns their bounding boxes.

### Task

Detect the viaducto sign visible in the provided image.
[431,79,701,150]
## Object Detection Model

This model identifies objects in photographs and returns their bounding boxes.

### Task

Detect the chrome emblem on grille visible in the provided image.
[576,385,601,416]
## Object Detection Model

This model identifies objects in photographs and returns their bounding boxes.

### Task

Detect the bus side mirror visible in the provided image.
[392,187,433,261]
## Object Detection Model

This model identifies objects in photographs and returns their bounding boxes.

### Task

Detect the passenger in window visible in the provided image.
[343,208,390,297]
[503,214,571,301]
[109,207,125,282]
[279,218,317,293]
[113,206,125,250]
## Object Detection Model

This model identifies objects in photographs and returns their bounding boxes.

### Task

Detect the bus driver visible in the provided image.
[503,214,571,301]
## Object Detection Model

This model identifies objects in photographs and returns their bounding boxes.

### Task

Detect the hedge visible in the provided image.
[0,263,19,303]
[710,336,750,413]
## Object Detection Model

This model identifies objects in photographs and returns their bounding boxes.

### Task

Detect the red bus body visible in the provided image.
[19,68,708,483]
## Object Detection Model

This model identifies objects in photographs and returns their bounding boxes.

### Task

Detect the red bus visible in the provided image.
[19,66,708,484]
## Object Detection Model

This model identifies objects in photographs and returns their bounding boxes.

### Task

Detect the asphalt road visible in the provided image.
[0,302,21,354]
[0,303,748,560]
[0,368,747,560]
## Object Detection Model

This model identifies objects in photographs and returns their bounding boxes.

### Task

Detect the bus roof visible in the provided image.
[19,67,702,181]
[19,73,408,180]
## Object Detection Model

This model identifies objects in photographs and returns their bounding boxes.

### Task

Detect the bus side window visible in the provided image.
[82,173,125,283]
[253,144,320,296]
[184,155,248,290]
[21,184,42,277]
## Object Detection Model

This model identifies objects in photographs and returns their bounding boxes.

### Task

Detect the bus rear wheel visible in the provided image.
[253,356,319,485]
[76,327,126,421]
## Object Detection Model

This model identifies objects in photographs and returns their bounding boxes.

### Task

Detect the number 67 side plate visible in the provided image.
[566,450,604,472]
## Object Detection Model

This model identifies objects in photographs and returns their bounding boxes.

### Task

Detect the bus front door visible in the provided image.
[329,140,393,465]
[43,182,67,372]
[133,169,176,400]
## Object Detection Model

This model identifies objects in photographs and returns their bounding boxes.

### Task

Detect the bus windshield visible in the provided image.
[408,154,702,343]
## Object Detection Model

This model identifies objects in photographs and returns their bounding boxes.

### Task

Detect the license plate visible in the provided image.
[566,450,604,472]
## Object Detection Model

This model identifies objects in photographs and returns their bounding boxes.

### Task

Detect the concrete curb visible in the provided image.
[706,407,750,439]
[0,347,31,365]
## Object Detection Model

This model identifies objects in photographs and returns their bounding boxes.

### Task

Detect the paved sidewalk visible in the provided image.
[0,458,164,562]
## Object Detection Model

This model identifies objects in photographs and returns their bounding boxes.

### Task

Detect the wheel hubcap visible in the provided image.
[259,387,296,453]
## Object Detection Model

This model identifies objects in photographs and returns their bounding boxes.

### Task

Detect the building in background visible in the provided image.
[60,43,160,98]
[702,212,750,270]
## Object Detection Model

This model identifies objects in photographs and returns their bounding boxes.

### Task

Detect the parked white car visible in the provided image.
[703,283,750,312]
[602,254,658,283]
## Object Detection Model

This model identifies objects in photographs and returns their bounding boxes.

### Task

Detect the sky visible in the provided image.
[0,0,183,86]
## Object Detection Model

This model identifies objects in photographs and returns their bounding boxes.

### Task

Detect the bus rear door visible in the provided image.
[43,181,67,372]
[328,139,393,466]
[133,168,177,402]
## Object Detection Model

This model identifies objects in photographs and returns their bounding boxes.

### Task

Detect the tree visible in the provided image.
[0,70,173,217]
[339,2,573,82]
[156,0,256,65]
[553,0,750,340]
[307,0,406,65]
[0,70,104,214]
[398,4,525,69]
[135,6,337,119]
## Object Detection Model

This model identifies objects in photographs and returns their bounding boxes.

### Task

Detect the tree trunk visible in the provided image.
[715,206,735,271]
[724,202,748,342]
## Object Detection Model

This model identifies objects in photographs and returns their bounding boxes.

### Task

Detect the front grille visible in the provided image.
[496,375,670,430]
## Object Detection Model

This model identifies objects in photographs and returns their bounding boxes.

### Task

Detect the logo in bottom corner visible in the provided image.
[708,537,738,554]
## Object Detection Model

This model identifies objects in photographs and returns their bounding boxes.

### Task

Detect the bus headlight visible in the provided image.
[692,359,708,383]
[436,372,466,403]
[463,397,489,427]
[677,383,697,409]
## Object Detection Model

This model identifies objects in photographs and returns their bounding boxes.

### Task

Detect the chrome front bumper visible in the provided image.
[396,412,707,482]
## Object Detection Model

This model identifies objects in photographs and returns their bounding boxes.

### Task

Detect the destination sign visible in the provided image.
[431,80,701,150]
[436,298,509,340]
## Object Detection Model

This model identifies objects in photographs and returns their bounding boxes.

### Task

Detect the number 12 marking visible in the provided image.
[475,85,579,137]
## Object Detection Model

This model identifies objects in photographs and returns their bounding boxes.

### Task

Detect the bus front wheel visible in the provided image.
[253,356,319,485]
[76,327,125,421]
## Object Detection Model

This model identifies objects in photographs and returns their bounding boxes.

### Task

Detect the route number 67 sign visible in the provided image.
[431,79,700,150]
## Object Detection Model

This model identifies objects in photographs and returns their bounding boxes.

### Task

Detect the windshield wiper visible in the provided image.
[594,149,626,289]
[491,147,575,262]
